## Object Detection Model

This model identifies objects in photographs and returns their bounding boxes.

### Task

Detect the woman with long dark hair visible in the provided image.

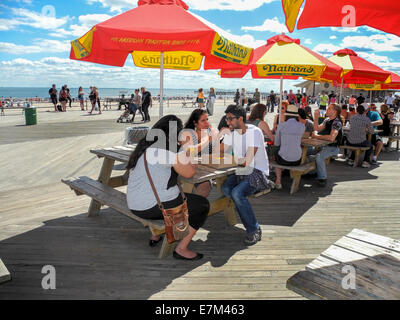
[181,109,219,198]
[126,115,209,261]
[248,103,274,141]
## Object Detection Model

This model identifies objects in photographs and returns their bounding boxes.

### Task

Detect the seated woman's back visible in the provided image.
[274,116,305,162]
[127,148,179,211]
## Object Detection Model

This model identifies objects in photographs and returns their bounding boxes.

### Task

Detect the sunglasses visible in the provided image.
[226,116,238,122]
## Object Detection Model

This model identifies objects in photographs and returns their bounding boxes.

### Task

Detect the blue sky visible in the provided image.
[0,0,399,91]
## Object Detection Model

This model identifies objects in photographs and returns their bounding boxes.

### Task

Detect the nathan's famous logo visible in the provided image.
[133,51,203,70]
[212,34,251,65]
[262,64,316,76]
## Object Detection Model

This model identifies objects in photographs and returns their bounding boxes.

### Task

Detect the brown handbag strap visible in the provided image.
[143,150,187,211]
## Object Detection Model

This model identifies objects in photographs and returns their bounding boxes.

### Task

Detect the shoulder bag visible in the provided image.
[144,151,190,244]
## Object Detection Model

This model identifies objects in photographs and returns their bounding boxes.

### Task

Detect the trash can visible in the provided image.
[124,126,149,145]
[24,107,37,126]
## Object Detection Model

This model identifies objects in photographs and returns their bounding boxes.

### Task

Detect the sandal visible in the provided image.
[149,236,163,247]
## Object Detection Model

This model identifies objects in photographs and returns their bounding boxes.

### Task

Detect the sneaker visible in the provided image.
[256,227,262,241]
[347,159,354,166]
[244,232,259,246]
[371,159,377,165]
[361,161,370,168]
[275,183,282,190]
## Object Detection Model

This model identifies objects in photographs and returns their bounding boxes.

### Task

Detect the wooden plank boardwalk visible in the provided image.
[0,151,399,300]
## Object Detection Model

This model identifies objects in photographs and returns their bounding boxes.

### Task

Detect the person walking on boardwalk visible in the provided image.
[141,87,152,122]
[59,85,68,112]
[78,87,85,111]
[49,84,58,112]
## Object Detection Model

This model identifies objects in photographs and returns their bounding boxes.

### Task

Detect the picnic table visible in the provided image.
[300,138,332,164]
[287,229,400,300]
[88,145,242,224]
[64,145,271,258]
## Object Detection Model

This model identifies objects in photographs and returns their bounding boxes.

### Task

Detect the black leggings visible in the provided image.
[131,193,210,231]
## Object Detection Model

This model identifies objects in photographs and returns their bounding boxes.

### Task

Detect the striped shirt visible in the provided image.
[348,114,374,144]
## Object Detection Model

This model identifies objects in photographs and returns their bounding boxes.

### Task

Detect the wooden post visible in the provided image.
[88,158,115,217]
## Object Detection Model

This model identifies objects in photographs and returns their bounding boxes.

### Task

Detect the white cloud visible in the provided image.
[0,7,71,31]
[0,56,300,90]
[331,27,359,33]
[304,38,312,45]
[49,14,114,38]
[313,44,342,56]
[340,34,400,52]
[329,36,337,40]
[0,39,70,54]
[87,0,279,12]
[189,11,265,48]
[242,17,288,33]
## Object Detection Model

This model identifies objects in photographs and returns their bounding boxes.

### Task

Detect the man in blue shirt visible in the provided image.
[365,104,383,165]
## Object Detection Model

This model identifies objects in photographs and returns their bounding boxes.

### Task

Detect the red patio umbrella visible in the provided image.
[70,0,253,117]
[218,35,343,123]
[281,0,400,37]
[326,49,391,101]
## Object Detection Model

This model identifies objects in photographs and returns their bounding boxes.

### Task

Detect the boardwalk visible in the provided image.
[0,150,399,299]
[0,105,399,299]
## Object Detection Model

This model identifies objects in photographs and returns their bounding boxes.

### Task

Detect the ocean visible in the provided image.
[0,87,238,99]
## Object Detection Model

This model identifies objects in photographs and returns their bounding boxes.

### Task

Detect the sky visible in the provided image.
[0,0,399,91]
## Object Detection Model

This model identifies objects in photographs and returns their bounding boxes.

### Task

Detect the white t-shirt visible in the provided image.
[126,148,180,211]
[386,96,395,105]
[223,124,269,175]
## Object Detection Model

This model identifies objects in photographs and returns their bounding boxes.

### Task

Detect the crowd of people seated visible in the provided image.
[125,97,399,261]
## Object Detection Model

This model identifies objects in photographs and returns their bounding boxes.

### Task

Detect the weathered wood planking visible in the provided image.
[287,229,400,300]
[0,259,11,284]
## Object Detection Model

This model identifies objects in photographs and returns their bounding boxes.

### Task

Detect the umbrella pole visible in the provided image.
[159,52,164,119]
[279,75,283,123]
[339,76,344,104]
[370,90,372,104]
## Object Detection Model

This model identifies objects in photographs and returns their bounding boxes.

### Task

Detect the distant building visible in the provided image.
[295,80,394,101]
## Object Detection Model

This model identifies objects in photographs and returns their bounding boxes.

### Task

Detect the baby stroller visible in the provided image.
[117,104,133,123]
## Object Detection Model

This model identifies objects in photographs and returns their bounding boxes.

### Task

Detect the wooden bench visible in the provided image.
[287,229,400,300]
[339,145,371,168]
[61,176,175,259]
[382,136,400,151]
[270,161,316,195]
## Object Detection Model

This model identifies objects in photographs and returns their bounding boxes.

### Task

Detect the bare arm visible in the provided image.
[371,119,383,127]
[259,121,275,141]
[313,109,325,132]
[312,129,338,143]
[237,146,258,167]
[174,152,196,179]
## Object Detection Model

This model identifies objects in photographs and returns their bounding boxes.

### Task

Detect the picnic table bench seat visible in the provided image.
[339,145,371,168]
[270,161,316,195]
[61,176,175,259]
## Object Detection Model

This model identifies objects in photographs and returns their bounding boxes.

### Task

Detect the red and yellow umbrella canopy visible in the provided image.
[328,49,391,84]
[70,0,253,70]
[220,34,342,82]
[349,72,400,90]
[282,0,400,37]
